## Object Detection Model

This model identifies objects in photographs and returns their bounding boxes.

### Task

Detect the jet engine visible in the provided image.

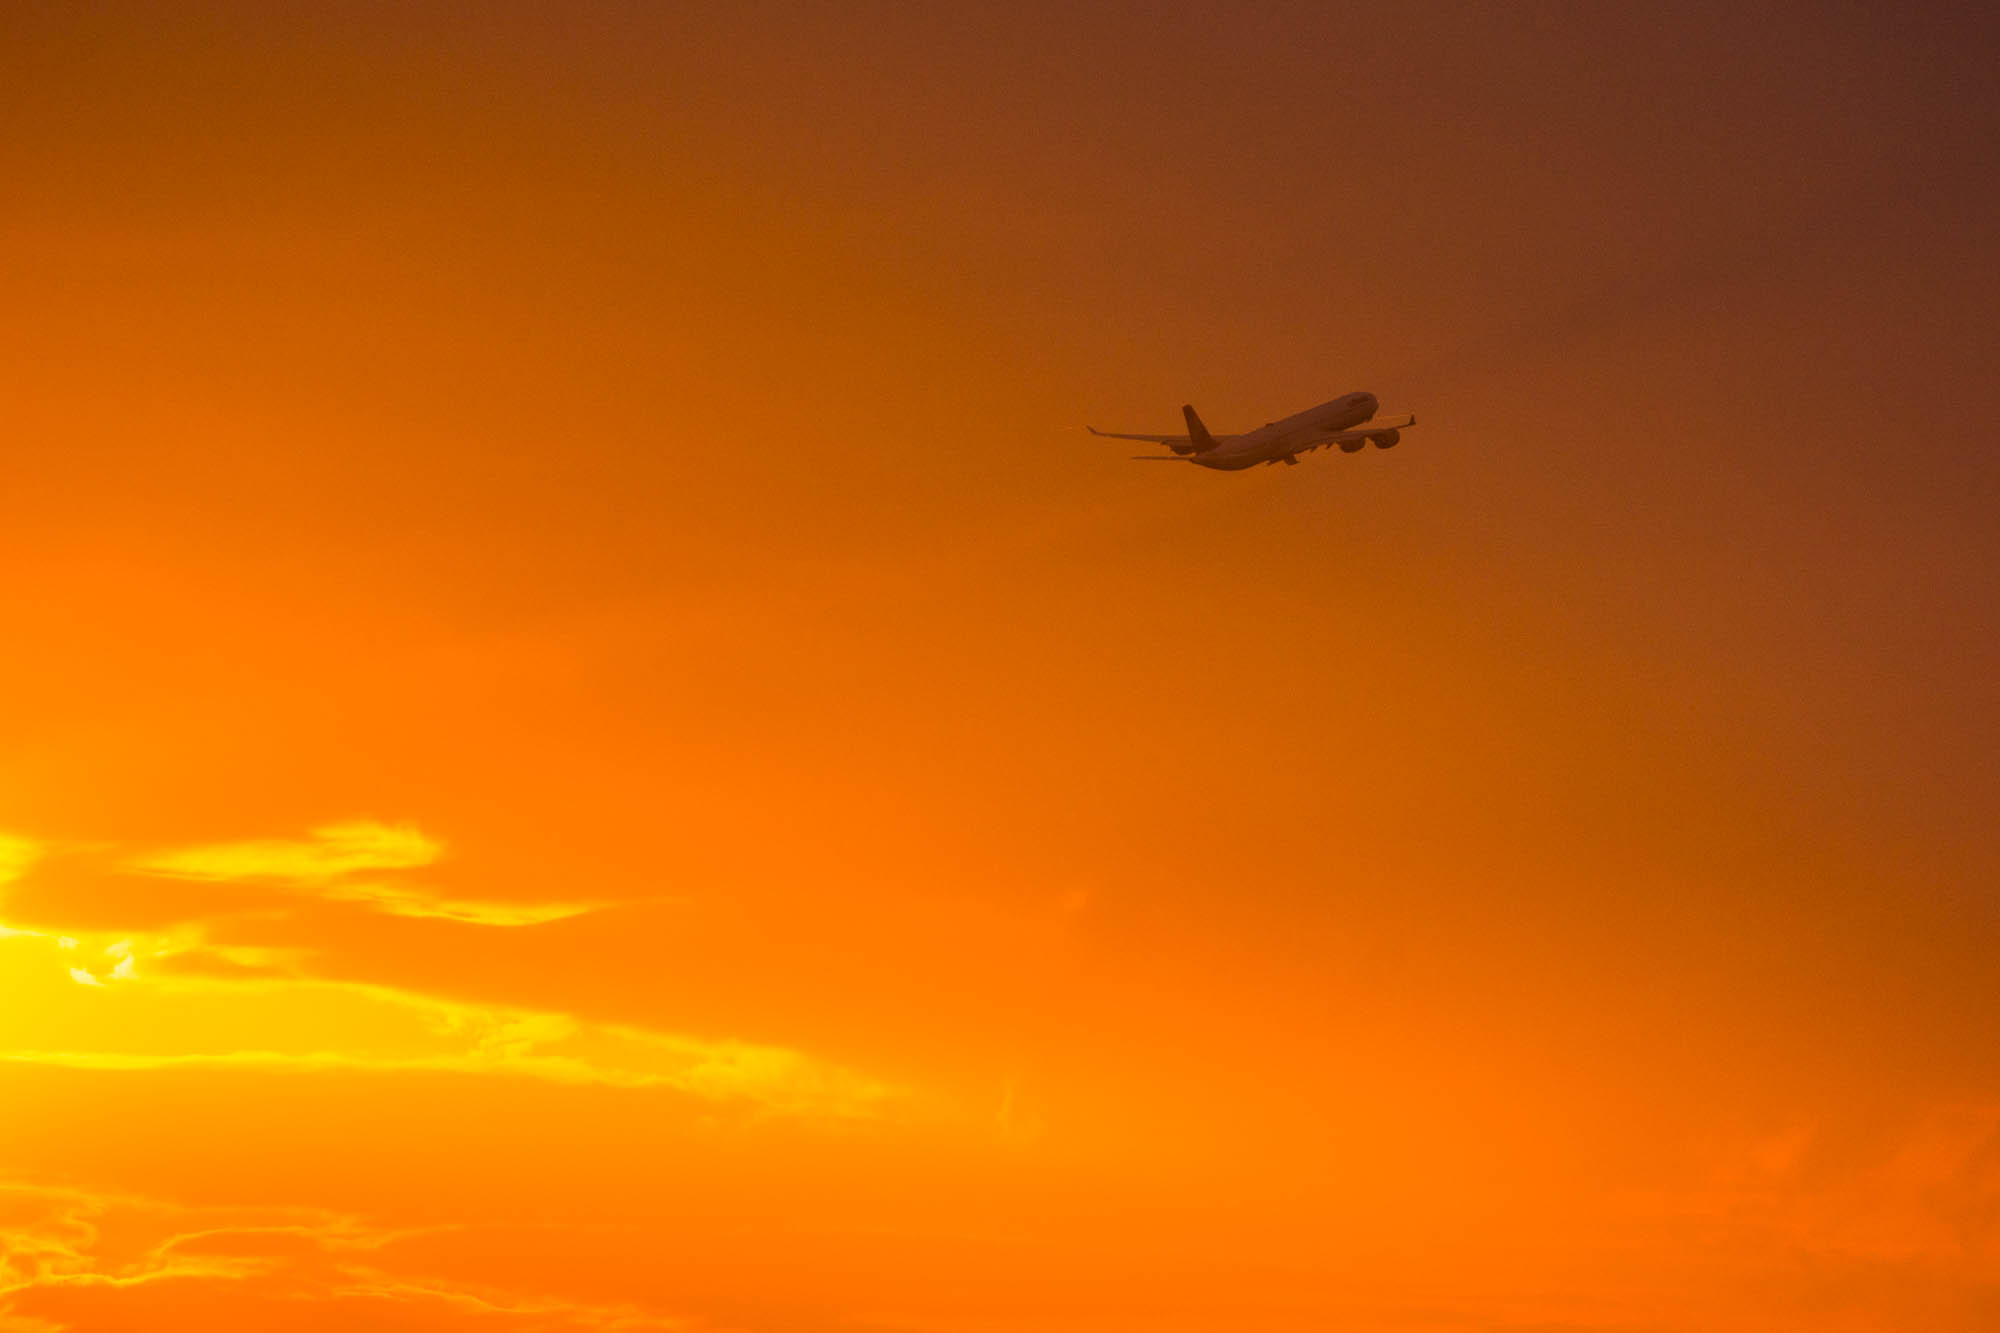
[1338,437,1367,453]
[1371,429,1400,448]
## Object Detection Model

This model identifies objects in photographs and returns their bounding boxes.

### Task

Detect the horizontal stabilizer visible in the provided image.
[1089,426,1193,445]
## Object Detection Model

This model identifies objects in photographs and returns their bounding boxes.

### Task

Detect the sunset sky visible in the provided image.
[4,3,1999,1330]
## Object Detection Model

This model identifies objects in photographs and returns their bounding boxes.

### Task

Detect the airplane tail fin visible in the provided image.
[1181,404,1218,453]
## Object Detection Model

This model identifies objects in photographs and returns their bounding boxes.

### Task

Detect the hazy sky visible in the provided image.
[3,4,1998,1330]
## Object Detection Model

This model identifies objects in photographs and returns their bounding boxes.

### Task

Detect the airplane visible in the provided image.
[1088,392,1415,470]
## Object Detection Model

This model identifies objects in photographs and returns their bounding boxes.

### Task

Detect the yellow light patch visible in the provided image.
[132,821,443,882]
[0,834,40,886]
[0,932,895,1119]
[320,882,604,927]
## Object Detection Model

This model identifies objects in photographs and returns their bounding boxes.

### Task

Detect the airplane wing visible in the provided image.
[1314,413,1416,448]
[1088,426,1192,444]
[1323,412,1414,435]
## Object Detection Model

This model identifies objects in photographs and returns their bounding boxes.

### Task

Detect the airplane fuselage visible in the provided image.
[1189,392,1378,469]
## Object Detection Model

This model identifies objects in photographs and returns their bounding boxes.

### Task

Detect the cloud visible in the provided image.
[0,837,39,886]
[0,1180,692,1331]
[0,821,904,1122]
[64,942,137,989]
[316,882,604,927]
[1633,1104,2000,1279]
[0,929,897,1120]
[131,821,443,883]
[126,822,604,927]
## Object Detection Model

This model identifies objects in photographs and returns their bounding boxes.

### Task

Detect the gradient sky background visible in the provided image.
[3,3,1999,1330]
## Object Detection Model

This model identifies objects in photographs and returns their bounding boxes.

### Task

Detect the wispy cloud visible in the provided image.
[0,1180,691,1330]
[318,880,604,926]
[131,820,443,883]
[0,836,38,886]
[0,822,903,1121]
[126,820,607,927]
[0,927,896,1119]
[1645,1104,2000,1272]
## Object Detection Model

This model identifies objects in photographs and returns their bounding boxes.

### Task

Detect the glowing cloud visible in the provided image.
[3,826,860,1117]
[125,822,601,927]
[132,821,443,883]
[0,1180,690,1330]
[0,835,38,886]
[318,881,606,927]
[0,931,897,1120]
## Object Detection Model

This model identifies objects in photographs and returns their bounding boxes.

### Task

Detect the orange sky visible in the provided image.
[4,4,1999,1330]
